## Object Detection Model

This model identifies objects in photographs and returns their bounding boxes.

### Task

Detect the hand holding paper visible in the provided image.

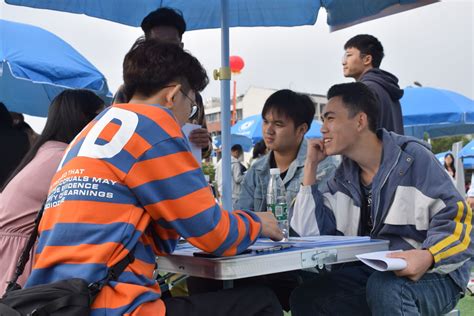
[387,249,434,281]
[357,249,434,281]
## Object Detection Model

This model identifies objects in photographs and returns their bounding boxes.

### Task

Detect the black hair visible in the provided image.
[123,39,209,98]
[141,7,186,38]
[0,102,13,128]
[261,89,315,130]
[252,140,267,159]
[444,153,456,177]
[2,89,104,190]
[231,144,243,153]
[327,82,379,133]
[344,34,384,68]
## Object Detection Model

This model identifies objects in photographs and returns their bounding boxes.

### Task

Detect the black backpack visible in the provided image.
[0,204,134,316]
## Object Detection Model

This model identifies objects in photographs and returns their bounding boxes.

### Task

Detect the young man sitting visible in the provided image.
[290,82,473,316]
[236,89,337,213]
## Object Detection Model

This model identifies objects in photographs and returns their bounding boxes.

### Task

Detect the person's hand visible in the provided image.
[387,249,434,281]
[467,197,474,210]
[189,128,210,149]
[254,212,284,241]
[302,139,327,186]
[306,138,327,165]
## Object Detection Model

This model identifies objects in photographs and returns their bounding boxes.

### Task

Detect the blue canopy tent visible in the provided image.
[231,114,322,143]
[213,134,253,152]
[436,149,474,170]
[0,19,112,117]
[458,140,474,169]
[402,86,474,139]
[5,0,439,209]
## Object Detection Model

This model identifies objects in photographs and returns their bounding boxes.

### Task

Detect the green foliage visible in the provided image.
[429,135,471,154]
[457,292,474,315]
[202,161,216,182]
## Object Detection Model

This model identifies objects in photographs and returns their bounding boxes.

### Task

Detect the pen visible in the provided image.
[255,244,293,254]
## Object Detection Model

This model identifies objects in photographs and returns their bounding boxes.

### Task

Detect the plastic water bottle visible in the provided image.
[266,168,289,240]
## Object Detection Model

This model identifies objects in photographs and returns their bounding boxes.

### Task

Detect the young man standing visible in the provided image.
[236,89,337,213]
[114,7,212,158]
[290,82,472,315]
[25,41,283,316]
[343,34,404,134]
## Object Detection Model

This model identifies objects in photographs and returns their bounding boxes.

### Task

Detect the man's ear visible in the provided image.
[363,54,373,67]
[297,123,309,138]
[164,84,181,109]
[357,112,369,131]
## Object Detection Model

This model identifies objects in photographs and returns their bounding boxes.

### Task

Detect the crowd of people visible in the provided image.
[0,6,472,316]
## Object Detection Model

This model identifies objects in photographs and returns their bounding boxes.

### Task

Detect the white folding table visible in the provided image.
[156,236,390,283]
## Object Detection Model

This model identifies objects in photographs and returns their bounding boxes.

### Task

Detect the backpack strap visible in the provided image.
[5,203,45,293]
[88,252,135,297]
[5,202,135,299]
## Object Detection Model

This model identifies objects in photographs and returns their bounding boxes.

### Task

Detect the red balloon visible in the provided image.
[230,55,244,73]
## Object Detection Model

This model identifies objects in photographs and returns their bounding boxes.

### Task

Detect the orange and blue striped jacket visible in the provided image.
[25,103,262,315]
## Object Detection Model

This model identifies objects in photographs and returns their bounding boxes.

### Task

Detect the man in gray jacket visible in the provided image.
[290,82,472,315]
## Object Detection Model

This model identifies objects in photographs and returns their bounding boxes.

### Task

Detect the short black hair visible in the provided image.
[141,7,186,38]
[327,82,379,133]
[262,89,315,130]
[123,39,209,98]
[231,144,243,152]
[344,34,384,68]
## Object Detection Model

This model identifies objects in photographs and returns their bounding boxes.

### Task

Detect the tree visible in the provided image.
[430,135,472,154]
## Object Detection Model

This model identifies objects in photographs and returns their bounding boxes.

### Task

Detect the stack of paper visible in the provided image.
[356,250,407,271]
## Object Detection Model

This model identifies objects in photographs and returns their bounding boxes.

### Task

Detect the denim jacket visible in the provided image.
[236,139,338,213]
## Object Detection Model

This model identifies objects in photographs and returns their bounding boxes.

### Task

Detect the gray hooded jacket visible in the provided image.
[361,68,404,135]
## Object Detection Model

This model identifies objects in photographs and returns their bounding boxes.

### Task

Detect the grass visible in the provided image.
[457,293,474,316]
[282,292,474,316]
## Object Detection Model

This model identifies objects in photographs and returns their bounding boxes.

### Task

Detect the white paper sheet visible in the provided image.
[356,250,407,271]
[181,123,202,166]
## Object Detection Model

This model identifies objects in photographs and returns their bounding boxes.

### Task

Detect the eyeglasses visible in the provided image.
[162,84,198,120]
[179,89,199,120]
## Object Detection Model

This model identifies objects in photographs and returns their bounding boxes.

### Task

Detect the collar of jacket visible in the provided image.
[253,139,307,185]
[334,129,424,189]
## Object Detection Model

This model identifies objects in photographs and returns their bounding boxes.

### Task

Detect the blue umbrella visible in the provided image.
[0,19,111,117]
[231,115,322,143]
[5,0,437,209]
[213,134,253,152]
[5,0,439,31]
[435,151,450,164]
[458,140,474,169]
[402,87,474,139]
[459,140,474,158]
[436,149,474,170]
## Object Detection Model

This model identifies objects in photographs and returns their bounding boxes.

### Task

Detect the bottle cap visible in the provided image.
[270,168,281,175]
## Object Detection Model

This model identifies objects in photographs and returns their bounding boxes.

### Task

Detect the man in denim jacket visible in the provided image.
[236,89,337,215]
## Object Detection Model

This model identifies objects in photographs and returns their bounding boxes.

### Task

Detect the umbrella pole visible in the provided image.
[219,0,232,211]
